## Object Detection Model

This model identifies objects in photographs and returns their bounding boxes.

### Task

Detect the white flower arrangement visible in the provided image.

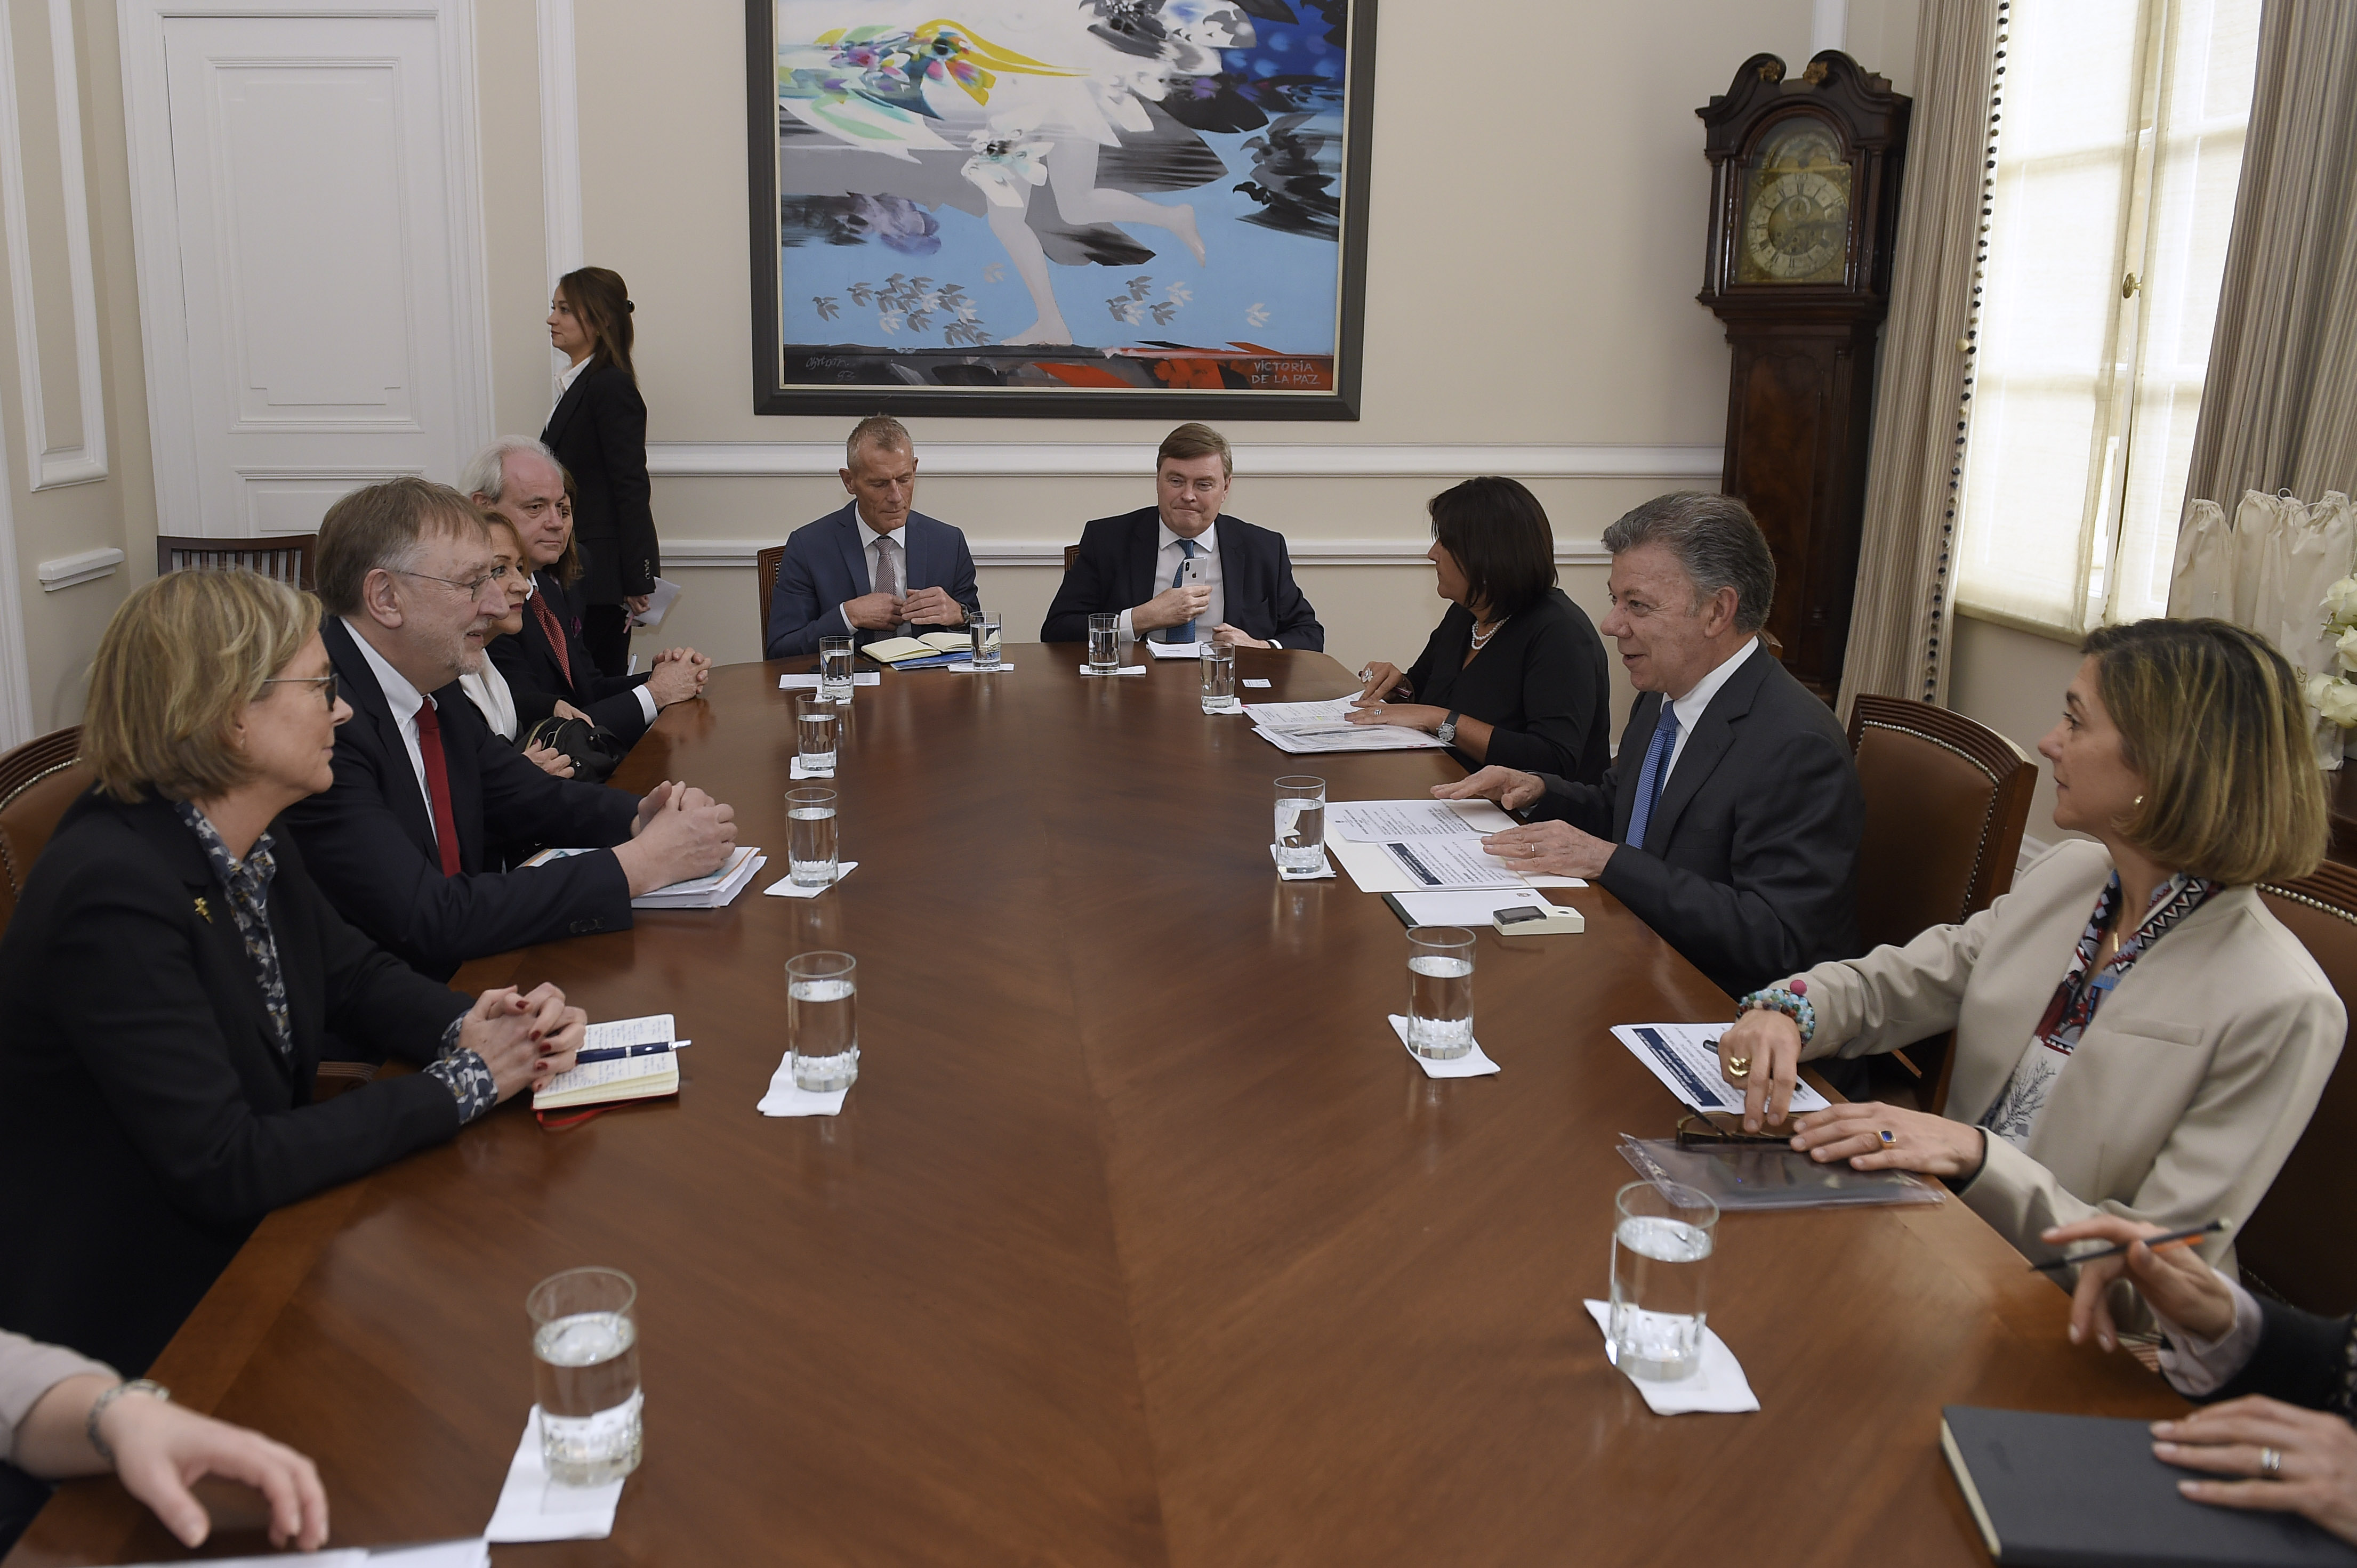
[2308,576,2357,728]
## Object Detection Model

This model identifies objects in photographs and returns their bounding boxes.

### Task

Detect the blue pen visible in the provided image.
[573,1041,674,1065]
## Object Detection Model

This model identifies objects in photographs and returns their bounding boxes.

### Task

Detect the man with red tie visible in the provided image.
[286,478,737,980]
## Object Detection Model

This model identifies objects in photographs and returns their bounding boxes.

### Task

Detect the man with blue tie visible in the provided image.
[764,417,980,658]
[1039,423,1324,650]
[1435,492,1863,1000]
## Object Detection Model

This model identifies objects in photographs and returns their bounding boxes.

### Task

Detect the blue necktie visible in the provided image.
[1624,702,1681,848]
[1166,538,1198,643]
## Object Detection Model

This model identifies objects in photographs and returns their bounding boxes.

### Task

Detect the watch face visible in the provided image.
[1738,118,1853,285]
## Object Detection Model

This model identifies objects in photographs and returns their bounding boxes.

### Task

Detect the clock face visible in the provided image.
[1737,118,1853,285]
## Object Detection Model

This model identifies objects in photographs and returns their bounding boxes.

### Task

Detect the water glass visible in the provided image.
[819,635,855,702]
[794,695,836,774]
[1405,924,1475,1058]
[1273,774,1325,872]
[969,612,1003,670]
[787,950,859,1092]
[1608,1181,1718,1381]
[1199,642,1236,713]
[1087,612,1119,673]
[786,786,838,887]
[527,1266,642,1486]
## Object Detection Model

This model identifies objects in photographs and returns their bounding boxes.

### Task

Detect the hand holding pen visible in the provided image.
[2037,1215,2233,1353]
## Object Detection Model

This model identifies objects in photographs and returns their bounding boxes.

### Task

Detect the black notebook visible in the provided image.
[1941,1406,2357,1566]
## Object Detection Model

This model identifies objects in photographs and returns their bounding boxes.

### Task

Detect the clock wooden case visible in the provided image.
[1698,51,1910,699]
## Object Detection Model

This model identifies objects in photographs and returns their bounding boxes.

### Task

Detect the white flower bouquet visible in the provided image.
[2308,576,2357,729]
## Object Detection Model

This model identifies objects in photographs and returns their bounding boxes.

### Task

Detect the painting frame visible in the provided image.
[744,0,1377,418]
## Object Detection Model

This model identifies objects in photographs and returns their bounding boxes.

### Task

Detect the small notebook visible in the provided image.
[533,1014,682,1113]
[859,633,971,665]
[1940,1405,2357,1566]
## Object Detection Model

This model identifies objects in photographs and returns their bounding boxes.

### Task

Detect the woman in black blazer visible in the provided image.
[544,266,657,677]
[0,570,585,1376]
[1349,476,1612,782]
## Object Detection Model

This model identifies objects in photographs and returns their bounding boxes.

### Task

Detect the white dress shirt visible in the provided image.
[1115,520,1282,648]
[341,618,444,858]
[553,353,590,411]
[1661,635,1761,780]
[459,659,519,741]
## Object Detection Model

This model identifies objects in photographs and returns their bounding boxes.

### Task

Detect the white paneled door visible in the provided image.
[121,1,490,538]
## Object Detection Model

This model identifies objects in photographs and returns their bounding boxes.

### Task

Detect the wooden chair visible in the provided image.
[156,533,317,592]
[0,726,90,937]
[2240,862,2357,1314]
[1063,544,1081,572]
[1847,695,2038,1112]
[757,545,787,643]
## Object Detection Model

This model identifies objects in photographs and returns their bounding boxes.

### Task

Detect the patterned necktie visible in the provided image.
[1623,701,1682,848]
[529,586,573,688]
[1168,537,1199,643]
[411,698,464,876]
[875,535,907,636]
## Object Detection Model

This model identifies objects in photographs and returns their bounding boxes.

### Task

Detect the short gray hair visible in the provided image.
[1600,492,1776,634]
[461,435,560,502]
[845,415,912,467]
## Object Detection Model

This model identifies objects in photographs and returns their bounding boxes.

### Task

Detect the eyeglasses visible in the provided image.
[395,564,510,598]
[261,673,339,708]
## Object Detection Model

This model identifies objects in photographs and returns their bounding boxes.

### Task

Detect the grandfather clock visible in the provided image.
[1698,51,1910,699]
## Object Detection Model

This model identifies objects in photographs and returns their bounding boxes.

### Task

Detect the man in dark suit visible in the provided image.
[1438,492,1862,1000]
[765,416,980,658]
[1039,423,1323,650]
[284,478,738,980]
[465,437,710,744]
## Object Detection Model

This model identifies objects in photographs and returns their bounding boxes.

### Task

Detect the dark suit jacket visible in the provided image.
[542,361,657,603]
[1529,643,1863,998]
[2207,1296,2357,1412]
[0,790,470,1373]
[765,503,980,658]
[284,617,640,980]
[1039,507,1324,650]
[1398,588,1611,782]
[488,572,655,743]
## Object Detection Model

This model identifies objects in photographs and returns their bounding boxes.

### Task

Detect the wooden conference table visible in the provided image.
[12,646,2182,1567]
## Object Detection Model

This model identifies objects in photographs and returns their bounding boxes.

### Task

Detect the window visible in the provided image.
[1953,0,2259,637]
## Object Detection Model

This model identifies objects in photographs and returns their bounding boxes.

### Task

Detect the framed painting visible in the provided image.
[745,0,1375,417]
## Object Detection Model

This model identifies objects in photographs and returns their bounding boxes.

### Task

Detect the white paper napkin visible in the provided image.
[788,757,834,780]
[1580,1299,1759,1414]
[758,1055,851,1117]
[1077,664,1148,676]
[1385,1014,1501,1077]
[484,1407,625,1542]
[945,661,1014,673]
[1243,677,1273,688]
[763,861,858,898]
[1270,845,1334,880]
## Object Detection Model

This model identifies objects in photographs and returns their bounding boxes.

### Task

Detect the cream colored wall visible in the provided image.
[1948,612,2083,848]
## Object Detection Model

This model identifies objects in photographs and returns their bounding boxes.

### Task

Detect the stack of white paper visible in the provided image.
[1244,696,1446,754]
[631,845,765,909]
[1322,799,1589,892]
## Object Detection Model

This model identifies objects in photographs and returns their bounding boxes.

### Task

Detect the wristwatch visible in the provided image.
[1436,710,1460,746]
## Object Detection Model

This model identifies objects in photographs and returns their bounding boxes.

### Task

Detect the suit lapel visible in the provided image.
[324,618,438,856]
[125,797,300,1087]
[1130,512,1162,610]
[1644,651,1772,851]
[428,682,485,872]
[1611,696,1661,843]
[542,368,590,449]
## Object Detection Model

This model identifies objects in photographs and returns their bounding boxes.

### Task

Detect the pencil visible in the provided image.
[2026,1218,2229,1272]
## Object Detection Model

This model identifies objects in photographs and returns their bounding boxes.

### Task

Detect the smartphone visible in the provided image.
[1494,906,1546,927]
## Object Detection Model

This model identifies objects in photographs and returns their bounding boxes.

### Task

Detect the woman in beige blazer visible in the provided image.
[1715,619,2340,1270]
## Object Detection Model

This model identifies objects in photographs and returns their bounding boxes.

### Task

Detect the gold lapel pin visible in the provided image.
[194,895,213,924]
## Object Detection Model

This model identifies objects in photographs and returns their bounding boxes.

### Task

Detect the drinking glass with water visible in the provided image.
[1608,1180,1718,1381]
[819,635,856,701]
[785,786,838,887]
[1085,613,1119,673]
[1273,774,1324,871]
[970,612,1003,671]
[787,950,858,1092]
[1199,642,1236,713]
[795,695,836,774]
[527,1266,642,1487]
[1405,925,1475,1057]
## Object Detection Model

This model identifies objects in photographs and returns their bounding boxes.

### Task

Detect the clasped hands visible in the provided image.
[844,585,969,633]
[1427,765,1617,878]
[642,645,713,708]
[458,981,586,1101]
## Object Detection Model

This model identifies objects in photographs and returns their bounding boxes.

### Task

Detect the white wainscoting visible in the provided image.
[119,0,493,538]
[647,441,1726,481]
[0,0,107,489]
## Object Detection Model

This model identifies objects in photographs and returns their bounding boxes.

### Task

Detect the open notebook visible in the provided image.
[859,633,971,666]
[533,1014,683,1115]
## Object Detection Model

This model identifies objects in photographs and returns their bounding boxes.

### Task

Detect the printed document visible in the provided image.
[1328,798,1518,842]
[1245,696,1445,754]
[1611,1022,1830,1116]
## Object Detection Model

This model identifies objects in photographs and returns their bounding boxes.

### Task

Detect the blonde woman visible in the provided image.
[1717,619,2340,1273]
[0,571,585,1379]
[458,510,584,778]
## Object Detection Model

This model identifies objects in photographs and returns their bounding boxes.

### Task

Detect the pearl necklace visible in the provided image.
[1469,616,1507,650]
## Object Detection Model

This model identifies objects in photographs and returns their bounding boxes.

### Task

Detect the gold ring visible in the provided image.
[1879,1129,1897,1148]
[1525,844,1535,858]
[2262,1446,2283,1478]
[1726,1056,1750,1079]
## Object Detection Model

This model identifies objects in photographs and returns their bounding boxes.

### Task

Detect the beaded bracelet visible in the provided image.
[86,1378,169,1465]
[1735,981,1816,1047]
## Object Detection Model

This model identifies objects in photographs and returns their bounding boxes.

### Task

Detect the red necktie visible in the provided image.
[530,588,574,687]
[412,698,464,876]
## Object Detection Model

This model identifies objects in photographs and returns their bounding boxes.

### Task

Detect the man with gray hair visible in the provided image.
[1437,491,1862,1000]
[765,416,979,658]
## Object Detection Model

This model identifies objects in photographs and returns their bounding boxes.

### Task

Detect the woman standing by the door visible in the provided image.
[543,266,656,677]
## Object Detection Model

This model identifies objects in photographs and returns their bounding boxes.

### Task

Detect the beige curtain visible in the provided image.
[2182,0,2357,510]
[1836,0,2006,718]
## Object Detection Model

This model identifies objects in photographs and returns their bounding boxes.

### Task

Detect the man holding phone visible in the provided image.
[1040,423,1325,650]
